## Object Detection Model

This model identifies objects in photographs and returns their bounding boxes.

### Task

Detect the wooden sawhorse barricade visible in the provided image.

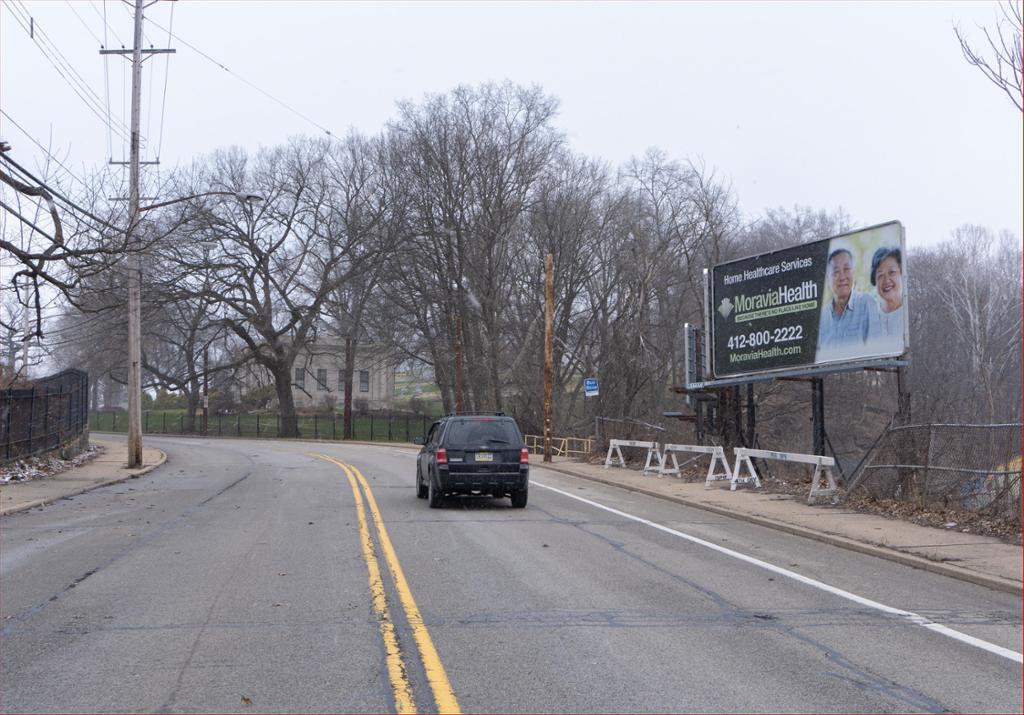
[604,439,662,475]
[658,444,733,487]
[731,447,839,504]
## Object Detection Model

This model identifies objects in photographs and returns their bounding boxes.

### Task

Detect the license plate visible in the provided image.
[475,452,493,462]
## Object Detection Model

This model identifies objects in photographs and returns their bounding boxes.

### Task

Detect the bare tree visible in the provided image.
[934,226,1022,422]
[506,150,615,433]
[320,133,397,436]
[0,148,139,339]
[956,0,1023,111]
[383,82,563,412]
[158,137,393,437]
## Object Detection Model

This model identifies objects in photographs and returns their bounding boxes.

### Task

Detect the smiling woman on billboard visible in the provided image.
[865,246,905,353]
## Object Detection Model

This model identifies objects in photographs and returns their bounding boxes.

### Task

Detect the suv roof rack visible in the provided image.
[444,411,507,417]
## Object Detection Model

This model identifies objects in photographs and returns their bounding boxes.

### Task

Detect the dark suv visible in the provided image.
[415,413,530,508]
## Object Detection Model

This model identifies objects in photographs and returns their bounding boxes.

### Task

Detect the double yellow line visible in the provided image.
[315,454,460,715]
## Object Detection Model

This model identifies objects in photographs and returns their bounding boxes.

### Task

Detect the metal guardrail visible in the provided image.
[524,434,593,459]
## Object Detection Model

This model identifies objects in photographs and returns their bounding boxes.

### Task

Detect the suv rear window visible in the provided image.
[443,419,521,446]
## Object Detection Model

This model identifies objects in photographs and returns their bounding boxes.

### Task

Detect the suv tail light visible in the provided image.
[520,447,530,464]
[436,448,448,466]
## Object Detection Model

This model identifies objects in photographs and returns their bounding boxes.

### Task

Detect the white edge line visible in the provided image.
[533,480,1023,665]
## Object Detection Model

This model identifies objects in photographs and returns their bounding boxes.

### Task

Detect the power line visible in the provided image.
[9,0,131,140]
[0,141,124,233]
[61,0,114,160]
[144,15,337,139]
[0,110,91,192]
[63,0,103,44]
[145,43,155,162]
[89,0,124,46]
[3,1,131,143]
[156,1,174,162]
[0,200,57,243]
[121,34,127,161]
[103,5,113,161]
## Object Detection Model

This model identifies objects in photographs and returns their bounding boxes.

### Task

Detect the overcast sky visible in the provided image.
[2,0,1021,251]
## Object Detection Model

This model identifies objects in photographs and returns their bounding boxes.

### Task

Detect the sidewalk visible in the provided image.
[0,438,166,516]
[540,456,1022,596]
[1,438,1019,596]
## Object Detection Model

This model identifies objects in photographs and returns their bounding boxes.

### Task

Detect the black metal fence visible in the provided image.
[2,369,90,463]
[849,423,1022,519]
[90,410,441,443]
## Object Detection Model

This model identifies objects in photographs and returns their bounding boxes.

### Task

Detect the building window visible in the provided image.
[316,368,328,391]
[359,370,370,393]
[338,369,346,392]
[293,367,305,389]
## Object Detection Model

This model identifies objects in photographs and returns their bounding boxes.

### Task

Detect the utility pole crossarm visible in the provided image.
[99,48,175,56]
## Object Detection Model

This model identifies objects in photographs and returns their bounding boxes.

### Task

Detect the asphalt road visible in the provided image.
[1,437,1020,713]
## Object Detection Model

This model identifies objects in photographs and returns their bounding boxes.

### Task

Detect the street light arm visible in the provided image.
[138,191,263,213]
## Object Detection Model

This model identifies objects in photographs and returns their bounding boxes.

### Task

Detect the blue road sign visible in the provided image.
[583,377,599,397]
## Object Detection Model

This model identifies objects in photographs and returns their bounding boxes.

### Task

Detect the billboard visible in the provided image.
[710,221,907,378]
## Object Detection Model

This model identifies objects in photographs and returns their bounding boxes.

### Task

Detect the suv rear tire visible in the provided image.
[428,474,444,509]
[416,471,428,499]
[510,486,528,508]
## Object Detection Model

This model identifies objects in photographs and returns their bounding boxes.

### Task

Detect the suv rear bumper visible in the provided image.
[436,466,528,495]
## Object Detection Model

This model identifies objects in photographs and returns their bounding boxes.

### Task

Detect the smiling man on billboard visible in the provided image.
[816,245,872,358]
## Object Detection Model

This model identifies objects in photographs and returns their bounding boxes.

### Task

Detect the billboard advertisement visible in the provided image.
[710,221,907,378]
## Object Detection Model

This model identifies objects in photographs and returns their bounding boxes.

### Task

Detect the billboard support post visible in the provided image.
[896,365,912,426]
[746,383,755,448]
[696,401,704,445]
[812,378,825,456]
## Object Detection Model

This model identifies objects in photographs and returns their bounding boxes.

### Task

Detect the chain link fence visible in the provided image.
[848,423,1022,519]
[2,369,90,462]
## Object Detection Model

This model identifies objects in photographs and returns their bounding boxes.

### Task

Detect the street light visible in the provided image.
[125,191,263,466]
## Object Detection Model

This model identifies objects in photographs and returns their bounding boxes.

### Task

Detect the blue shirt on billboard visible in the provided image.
[817,291,870,353]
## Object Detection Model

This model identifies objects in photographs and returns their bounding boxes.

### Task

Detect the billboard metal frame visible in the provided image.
[682,356,908,392]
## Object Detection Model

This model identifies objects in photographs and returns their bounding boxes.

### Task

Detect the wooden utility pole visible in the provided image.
[454,316,463,413]
[543,254,554,462]
[125,0,145,467]
[99,0,174,466]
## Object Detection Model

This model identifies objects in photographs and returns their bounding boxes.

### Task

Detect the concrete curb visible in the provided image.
[0,448,169,517]
[538,462,1023,597]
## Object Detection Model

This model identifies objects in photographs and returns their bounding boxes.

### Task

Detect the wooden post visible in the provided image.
[543,253,554,463]
[454,316,463,413]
